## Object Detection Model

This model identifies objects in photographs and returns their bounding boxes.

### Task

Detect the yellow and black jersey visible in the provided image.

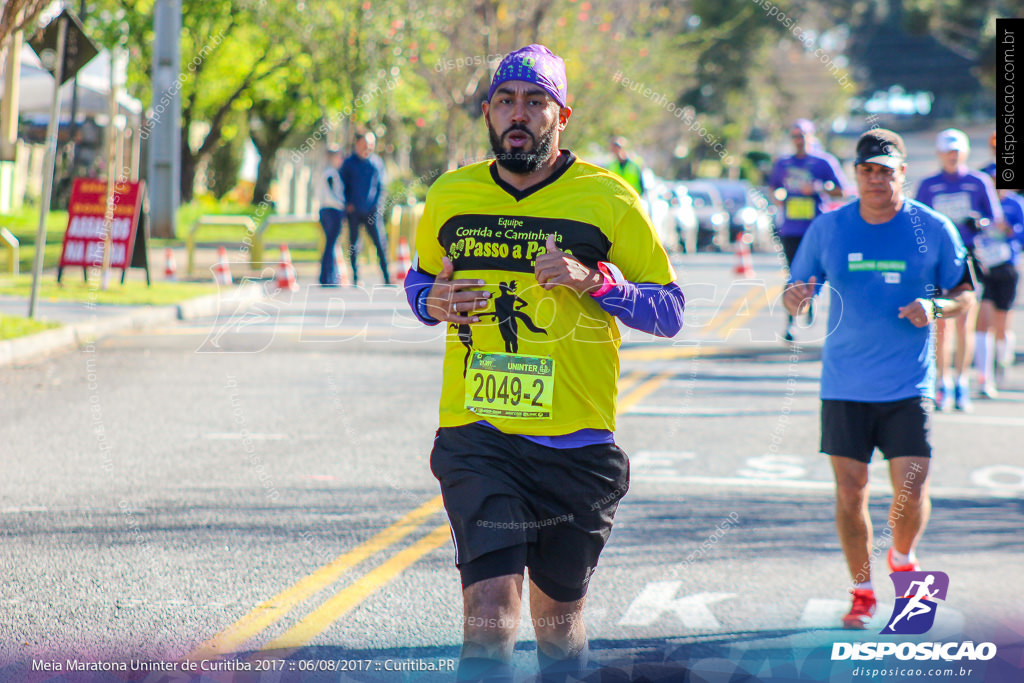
[414,151,676,435]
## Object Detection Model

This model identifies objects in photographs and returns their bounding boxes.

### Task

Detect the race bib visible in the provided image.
[464,351,554,419]
[785,196,816,221]
[974,238,1013,268]
[931,192,972,226]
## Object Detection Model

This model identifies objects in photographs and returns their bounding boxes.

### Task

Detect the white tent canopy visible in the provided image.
[1,44,142,119]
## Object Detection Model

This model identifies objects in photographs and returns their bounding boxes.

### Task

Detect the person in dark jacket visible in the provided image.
[341,130,390,285]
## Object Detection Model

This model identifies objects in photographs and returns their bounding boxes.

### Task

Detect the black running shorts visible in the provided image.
[821,397,933,463]
[781,235,803,269]
[980,262,1020,312]
[430,422,629,601]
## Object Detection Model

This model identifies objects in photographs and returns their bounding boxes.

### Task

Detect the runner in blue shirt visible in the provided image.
[769,119,851,342]
[915,129,1002,411]
[785,129,975,630]
[978,132,1024,396]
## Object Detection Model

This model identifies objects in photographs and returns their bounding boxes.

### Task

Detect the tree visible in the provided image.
[399,0,561,167]
[245,0,401,204]
[0,0,50,69]
[87,0,297,212]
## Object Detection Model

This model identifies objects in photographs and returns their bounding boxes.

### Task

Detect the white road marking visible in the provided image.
[934,414,1024,427]
[626,405,816,417]
[631,474,1021,499]
[618,582,734,629]
[970,465,1024,493]
[737,454,807,480]
[202,433,289,440]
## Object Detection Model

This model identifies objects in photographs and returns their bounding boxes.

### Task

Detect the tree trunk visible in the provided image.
[251,145,277,208]
[179,135,197,204]
[250,102,298,207]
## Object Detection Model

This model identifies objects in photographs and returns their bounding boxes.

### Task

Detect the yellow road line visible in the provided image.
[616,370,647,395]
[264,524,453,650]
[251,369,675,652]
[198,282,782,656]
[703,285,762,335]
[187,496,443,660]
[715,284,784,339]
[619,344,704,362]
[617,371,672,414]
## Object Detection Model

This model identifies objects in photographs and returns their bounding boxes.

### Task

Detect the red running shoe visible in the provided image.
[842,588,877,630]
[888,547,921,572]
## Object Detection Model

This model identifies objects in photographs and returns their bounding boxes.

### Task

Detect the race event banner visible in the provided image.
[58,178,145,281]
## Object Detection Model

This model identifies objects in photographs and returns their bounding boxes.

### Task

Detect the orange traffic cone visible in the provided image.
[276,244,299,292]
[164,247,177,281]
[733,236,755,278]
[213,246,233,285]
[394,237,412,282]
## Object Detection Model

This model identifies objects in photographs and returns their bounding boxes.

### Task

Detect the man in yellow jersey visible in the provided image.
[404,45,685,683]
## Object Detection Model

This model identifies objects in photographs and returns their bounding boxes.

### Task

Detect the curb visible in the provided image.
[0,282,265,368]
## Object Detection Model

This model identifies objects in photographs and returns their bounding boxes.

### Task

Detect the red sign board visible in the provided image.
[59,178,144,272]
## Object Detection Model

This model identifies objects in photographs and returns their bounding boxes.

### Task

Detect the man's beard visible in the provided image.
[488,120,557,175]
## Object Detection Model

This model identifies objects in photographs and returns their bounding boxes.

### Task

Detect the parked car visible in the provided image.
[704,179,775,251]
[641,180,698,254]
[664,183,699,253]
[678,181,730,252]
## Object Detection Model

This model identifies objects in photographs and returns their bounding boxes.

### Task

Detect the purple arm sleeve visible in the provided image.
[404,268,441,325]
[407,267,685,336]
[978,175,1004,225]
[594,281,685,337]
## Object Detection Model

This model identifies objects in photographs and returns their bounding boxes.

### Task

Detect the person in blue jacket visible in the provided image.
[341,130,390,286]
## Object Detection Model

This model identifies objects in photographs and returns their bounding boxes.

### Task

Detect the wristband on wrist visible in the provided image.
[590,262,620,297]
[930,297,943,319]
[416,287,438,322]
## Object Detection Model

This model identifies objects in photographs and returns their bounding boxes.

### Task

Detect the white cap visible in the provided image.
[936,128,969,153]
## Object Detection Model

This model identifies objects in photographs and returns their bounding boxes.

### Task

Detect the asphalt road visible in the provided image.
[1,252,1022,683]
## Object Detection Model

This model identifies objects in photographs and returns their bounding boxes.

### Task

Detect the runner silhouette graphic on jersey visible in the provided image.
[477,280,547,353]
[451,281,547,376]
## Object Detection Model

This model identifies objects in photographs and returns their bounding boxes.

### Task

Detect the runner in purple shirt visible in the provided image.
[915,129,1001,411]
[768,119,851,342]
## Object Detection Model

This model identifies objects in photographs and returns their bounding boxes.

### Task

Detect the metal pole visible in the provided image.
[100,46,119,289]
[66,0,87,177]
[28,15,69,319]
[148,0,182,240]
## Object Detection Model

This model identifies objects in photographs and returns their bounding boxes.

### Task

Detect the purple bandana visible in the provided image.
[487,44,567,108]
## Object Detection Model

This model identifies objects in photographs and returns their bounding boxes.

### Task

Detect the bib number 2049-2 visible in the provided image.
[464,351,554,419]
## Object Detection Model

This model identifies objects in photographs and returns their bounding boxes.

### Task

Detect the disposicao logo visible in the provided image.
[832,571,997,662]
[881,570,948,635]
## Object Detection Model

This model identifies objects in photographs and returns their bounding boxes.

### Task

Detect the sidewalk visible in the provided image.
[0,248,267,368]
[0,242,396,368]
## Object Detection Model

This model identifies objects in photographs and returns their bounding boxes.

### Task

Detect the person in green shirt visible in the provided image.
[608,136,645,196]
